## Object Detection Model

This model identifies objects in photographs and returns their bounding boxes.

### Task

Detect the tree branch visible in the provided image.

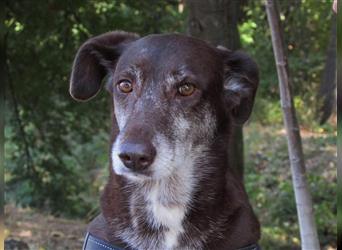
[4,31,37,177]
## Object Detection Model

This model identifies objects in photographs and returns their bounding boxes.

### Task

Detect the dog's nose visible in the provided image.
[118,142,156,171]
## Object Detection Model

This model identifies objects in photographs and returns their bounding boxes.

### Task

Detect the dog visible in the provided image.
[70,31,260,250]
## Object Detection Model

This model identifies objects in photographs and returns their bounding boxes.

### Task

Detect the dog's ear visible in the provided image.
[218,47,259,125]
[70,31,139,101]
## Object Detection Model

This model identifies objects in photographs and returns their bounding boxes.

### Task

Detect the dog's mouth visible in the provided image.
[115,168,154,183]
[120,166,153,178]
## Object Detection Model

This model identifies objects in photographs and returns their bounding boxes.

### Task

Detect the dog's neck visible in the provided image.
[99,137,260,250]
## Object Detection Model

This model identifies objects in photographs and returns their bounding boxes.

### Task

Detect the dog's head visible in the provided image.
[70,31,258,182]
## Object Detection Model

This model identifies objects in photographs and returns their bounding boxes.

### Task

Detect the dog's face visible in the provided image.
[70,31,258,182]
[110,34,226,181]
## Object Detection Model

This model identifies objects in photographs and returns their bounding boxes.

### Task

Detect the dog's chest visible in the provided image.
[123,179,194,250]
[145,183,186,249]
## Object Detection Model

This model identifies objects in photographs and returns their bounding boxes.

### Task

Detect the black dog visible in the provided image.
[70,31,260,250]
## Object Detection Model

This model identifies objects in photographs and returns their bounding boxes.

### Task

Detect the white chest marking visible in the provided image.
[147,183,186,250]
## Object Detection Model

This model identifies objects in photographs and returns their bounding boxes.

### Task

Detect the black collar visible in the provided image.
[83,233,261,250]
[83,233,128,250]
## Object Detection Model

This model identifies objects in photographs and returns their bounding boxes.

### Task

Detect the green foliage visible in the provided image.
[5,1,335,249]
[5,0,185,217]
[245,124,336,249]
[240,4,337,246]
[240,1,333,129]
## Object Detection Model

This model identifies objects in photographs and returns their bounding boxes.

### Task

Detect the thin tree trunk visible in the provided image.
[265,1,320,249]
[1,12,5,250]
[186,0,244,179]
[318,15,336,124]
[337,0,341,246]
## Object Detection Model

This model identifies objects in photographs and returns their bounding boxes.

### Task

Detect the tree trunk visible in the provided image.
[337,1,341,247]
[265,1,320,249]
[186,0,244,179]
[318,14,336,125]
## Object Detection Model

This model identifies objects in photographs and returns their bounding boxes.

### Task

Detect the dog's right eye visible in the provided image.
[178,83,196,96]
[117,80,133,93]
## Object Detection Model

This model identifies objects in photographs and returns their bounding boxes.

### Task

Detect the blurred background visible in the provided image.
[4,1,336,249]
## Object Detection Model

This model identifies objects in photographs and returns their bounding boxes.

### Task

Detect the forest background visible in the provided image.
[4,1,337,249]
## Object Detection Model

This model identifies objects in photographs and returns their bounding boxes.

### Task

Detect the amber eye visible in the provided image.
[118,80,133,93]
[178,83,196,96]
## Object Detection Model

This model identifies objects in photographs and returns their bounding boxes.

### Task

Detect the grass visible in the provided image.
[244,122,336,250]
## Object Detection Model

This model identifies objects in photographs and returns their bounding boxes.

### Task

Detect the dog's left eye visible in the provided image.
[117,80,133,93]
[178,83,196,96]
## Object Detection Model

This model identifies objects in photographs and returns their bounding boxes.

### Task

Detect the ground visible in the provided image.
[5,204,86,250]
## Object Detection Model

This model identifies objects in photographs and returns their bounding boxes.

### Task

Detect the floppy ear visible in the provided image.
[70,31,139,101]
[218,48,259,125]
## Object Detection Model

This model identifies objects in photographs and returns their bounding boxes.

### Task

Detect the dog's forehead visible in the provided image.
[116,34,222,77]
